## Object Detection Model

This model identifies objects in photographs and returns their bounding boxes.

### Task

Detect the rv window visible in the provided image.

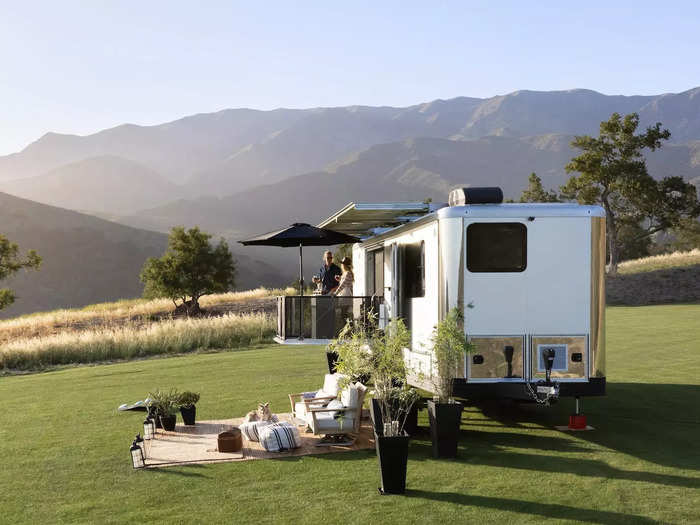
[404,241,425,298]
[366,249,384,296]
[467,223,527,272]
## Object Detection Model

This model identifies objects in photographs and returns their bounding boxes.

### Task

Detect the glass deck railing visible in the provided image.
[276,295,383,341]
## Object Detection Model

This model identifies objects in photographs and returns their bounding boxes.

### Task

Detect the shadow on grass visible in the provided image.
[405,490,658,524]
[408,442,698,489]
[471,382,700,471]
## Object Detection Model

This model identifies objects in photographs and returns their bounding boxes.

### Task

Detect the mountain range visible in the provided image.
[0,192,283,318]
[1,87,699,316]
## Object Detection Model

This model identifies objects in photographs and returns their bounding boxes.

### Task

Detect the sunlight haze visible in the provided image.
[2,0,699,154]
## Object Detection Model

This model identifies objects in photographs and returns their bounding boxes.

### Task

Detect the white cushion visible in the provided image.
[312,412,355,432]
[325,399,344,418]
[341,384,359,408]
[294,400,325,419]
[321,373,346,397]
[259,422,301,452]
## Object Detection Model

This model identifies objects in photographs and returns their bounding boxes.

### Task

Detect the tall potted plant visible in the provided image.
[177,391,200,426]
[148,389,180,431]
[427,307,474,458]
[334,317,419,495]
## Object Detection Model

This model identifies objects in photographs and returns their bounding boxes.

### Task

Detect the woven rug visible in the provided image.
[144,413,375,468]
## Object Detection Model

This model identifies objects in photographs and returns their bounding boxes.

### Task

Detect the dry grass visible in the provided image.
[0,287,293,344]
[0,311,275,371]
[618,249,700,274]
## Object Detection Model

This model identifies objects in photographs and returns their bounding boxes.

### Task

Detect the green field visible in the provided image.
[1,305,698,524]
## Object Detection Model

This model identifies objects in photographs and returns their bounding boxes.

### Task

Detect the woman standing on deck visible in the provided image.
[334,257,354,296]
[334,257,354,323]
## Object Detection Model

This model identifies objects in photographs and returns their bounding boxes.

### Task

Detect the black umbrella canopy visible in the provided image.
[239,223,360,247]
[239,223,361,340]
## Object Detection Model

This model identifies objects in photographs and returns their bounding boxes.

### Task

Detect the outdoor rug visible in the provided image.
[144,413,375,468]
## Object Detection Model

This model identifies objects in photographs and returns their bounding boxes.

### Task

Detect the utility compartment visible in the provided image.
[530,335,587,380]
[468,336,525,380]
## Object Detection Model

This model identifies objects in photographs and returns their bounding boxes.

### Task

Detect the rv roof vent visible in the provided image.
[448,187,503,206]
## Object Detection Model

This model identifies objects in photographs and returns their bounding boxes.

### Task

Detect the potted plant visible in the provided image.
[177,391,200,426]
[148,389,180,431]
[427,307,474,458]
[334,316,419,495]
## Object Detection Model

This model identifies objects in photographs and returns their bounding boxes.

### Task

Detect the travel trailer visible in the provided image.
[317,187,606,403]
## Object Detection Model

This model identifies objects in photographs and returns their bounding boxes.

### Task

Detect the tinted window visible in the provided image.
[467,223,527,272]
[404,241,425,297]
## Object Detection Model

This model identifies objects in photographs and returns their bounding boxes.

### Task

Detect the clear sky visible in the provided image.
[1,0,699,155]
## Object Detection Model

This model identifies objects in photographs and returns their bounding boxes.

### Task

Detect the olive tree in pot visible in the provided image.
[427,307,474,458]
[334,317,419,495]
[148,389,180,431]
[177,391,200,425]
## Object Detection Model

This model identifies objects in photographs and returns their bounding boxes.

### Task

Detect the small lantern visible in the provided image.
[130,440,145,469]
[135,433,145,457]
[143,417,155,440]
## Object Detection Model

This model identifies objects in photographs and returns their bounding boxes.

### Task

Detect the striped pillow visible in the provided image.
[259,422,301,452]
[239,416,278,442]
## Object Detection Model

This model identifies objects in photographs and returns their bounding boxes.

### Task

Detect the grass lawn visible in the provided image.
[1,305,699,524]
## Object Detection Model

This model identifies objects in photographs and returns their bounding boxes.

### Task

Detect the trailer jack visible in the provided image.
[525,348,560,405]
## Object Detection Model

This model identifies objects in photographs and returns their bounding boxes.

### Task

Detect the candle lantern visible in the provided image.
[135,433,145,458]
[130,440,145,469]
[143,417,155,440]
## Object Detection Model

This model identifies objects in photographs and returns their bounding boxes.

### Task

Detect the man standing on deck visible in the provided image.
[313,250,341,295]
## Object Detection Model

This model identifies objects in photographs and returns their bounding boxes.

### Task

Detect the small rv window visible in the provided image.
[467,223,527,272]
[366,249,384,297]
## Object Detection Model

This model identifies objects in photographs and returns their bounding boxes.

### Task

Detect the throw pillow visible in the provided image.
[259,422,301,452]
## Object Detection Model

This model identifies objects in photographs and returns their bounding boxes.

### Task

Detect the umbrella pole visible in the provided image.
[299,243,304,341]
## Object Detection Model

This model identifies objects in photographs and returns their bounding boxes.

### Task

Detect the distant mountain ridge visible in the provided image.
[0,155,183,214]
[1,87,699,210]
[121,134,700,238]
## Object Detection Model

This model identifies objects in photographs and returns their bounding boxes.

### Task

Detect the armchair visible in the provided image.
[305,382,367,444]
[289,373,347,422]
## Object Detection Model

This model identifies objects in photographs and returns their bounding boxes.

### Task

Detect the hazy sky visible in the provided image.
[2,1,699,155]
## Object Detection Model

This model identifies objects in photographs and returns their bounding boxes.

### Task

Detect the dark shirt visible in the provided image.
[319,263,342,294]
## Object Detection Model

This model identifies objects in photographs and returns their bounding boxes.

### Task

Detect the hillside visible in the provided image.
[1,87,700,214]
[607,250,700,306]
[121,135,700,238]
[0,193,284,318]
[0,156,183,214]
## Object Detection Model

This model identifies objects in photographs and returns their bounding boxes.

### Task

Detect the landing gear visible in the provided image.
[555,396,594,431]
[525,347,560,405]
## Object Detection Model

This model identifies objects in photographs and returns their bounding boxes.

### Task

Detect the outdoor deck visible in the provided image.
[276,295,383,343]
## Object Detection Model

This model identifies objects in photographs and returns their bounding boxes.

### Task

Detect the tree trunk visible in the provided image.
[602,198,619,275]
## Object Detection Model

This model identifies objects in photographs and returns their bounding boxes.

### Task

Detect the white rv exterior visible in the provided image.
[323,197,606,401]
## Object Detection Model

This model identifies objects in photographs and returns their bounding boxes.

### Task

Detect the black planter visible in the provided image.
[180,405,196,426]
[326,351,339,374]
[371,398,419,437]
[427,400,463,458]
[160,414,177,431]
[148,407,163,429]
[375,431,410,495]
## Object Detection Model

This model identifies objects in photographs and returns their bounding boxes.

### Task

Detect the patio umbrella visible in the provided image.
[239,223,361,339]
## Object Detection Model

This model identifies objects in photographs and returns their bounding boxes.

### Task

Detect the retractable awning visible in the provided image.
[317,202,430,237]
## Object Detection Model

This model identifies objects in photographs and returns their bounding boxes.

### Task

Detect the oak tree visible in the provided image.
[561,112,699,274]
[140,227,236,315]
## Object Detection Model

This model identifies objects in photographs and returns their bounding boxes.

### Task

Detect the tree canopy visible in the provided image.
[519,173,560,203]
[560,112,699,273]
[140,227,236,315]
[0,234,41,311]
